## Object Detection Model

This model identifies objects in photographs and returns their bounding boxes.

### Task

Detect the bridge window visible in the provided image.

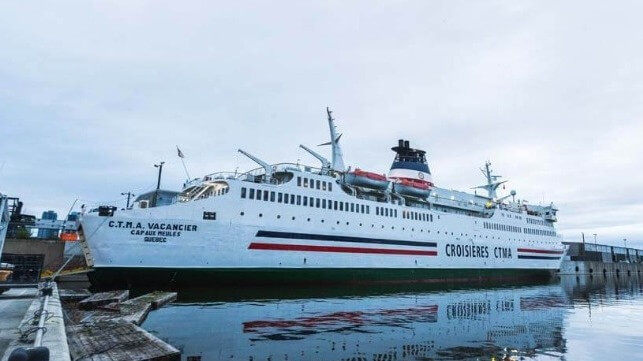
[316,180,321,189]
[277,193,283,203]
[297,177,301,186]
[296,195,301,205]
[241,187,247,198]
[270,192,275,202]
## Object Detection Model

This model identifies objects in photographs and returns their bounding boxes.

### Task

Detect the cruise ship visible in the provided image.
[79,108,565,286]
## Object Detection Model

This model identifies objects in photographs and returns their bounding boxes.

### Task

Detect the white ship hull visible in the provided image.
[80,174,564,287]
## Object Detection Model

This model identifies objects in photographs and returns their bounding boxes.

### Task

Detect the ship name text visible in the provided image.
[445,244,512,259]
[107,220,198,243]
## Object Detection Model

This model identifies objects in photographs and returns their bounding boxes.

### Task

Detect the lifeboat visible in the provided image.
[393,178,431,198]
[344,169,390,190]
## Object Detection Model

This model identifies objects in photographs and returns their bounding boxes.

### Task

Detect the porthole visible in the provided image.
[259,213,263,217]
[277,215,281,219]
[346,222,350,225]
[321,219,324,223]
[240,212,244,216]
[292,216,296,220]
[337,221,340,225]
[307,218,311,222]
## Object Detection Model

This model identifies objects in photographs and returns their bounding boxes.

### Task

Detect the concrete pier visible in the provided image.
[1,284,70,361]
[0,288,38,357]
[560,241,643,276]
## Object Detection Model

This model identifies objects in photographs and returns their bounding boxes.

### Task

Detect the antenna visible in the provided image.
[472,161,506,200]
[318,107,346,172]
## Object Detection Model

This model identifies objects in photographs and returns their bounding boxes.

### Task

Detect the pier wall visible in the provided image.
[1,238,65,271]
[560,260,643,277]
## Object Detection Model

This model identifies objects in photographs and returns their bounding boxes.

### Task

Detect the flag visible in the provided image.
[177,146,185,158]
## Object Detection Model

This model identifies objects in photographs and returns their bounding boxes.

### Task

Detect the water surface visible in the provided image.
[143,275,643,360]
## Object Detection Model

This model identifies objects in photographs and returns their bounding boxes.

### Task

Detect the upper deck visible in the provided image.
[173,161,557,226]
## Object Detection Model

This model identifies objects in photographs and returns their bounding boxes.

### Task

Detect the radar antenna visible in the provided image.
[317,107,346,173]
[473,161,507,200]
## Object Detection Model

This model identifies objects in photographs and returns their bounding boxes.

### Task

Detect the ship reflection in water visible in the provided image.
[142,275,643,360]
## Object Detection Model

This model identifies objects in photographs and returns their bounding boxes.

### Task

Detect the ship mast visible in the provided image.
[318,107,346,173]
[474,161,507,200]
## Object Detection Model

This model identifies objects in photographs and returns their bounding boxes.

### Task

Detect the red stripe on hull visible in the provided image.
[248,242,438,256]
[517,248,564,255]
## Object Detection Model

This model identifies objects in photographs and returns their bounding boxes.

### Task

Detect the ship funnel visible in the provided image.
[404,140,410,148]
[398,139,404,148]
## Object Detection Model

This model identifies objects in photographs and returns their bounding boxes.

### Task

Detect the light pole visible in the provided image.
[121,192,135,209]
[593,233,597,247]
[153,161,165,207]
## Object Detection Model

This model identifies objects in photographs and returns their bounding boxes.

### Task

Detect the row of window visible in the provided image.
[501,212,522,220]
[484,222,522,233]
[525,227,556,237]
[527,217,552,227]
[483,221,557,237]
[241,187,371,214]
[402,210,434,222]
[296,176,333,192]
[241,186,439,223]
[197,186,229,200]
[375,207,397,218]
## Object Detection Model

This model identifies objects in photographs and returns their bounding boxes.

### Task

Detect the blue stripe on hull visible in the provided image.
[256,230,437,248]
[517,255,561,260]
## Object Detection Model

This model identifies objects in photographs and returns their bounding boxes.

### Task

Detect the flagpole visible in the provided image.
[176,146,191,181]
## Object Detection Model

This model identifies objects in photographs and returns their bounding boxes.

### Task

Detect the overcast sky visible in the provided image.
[1,1,642,248]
